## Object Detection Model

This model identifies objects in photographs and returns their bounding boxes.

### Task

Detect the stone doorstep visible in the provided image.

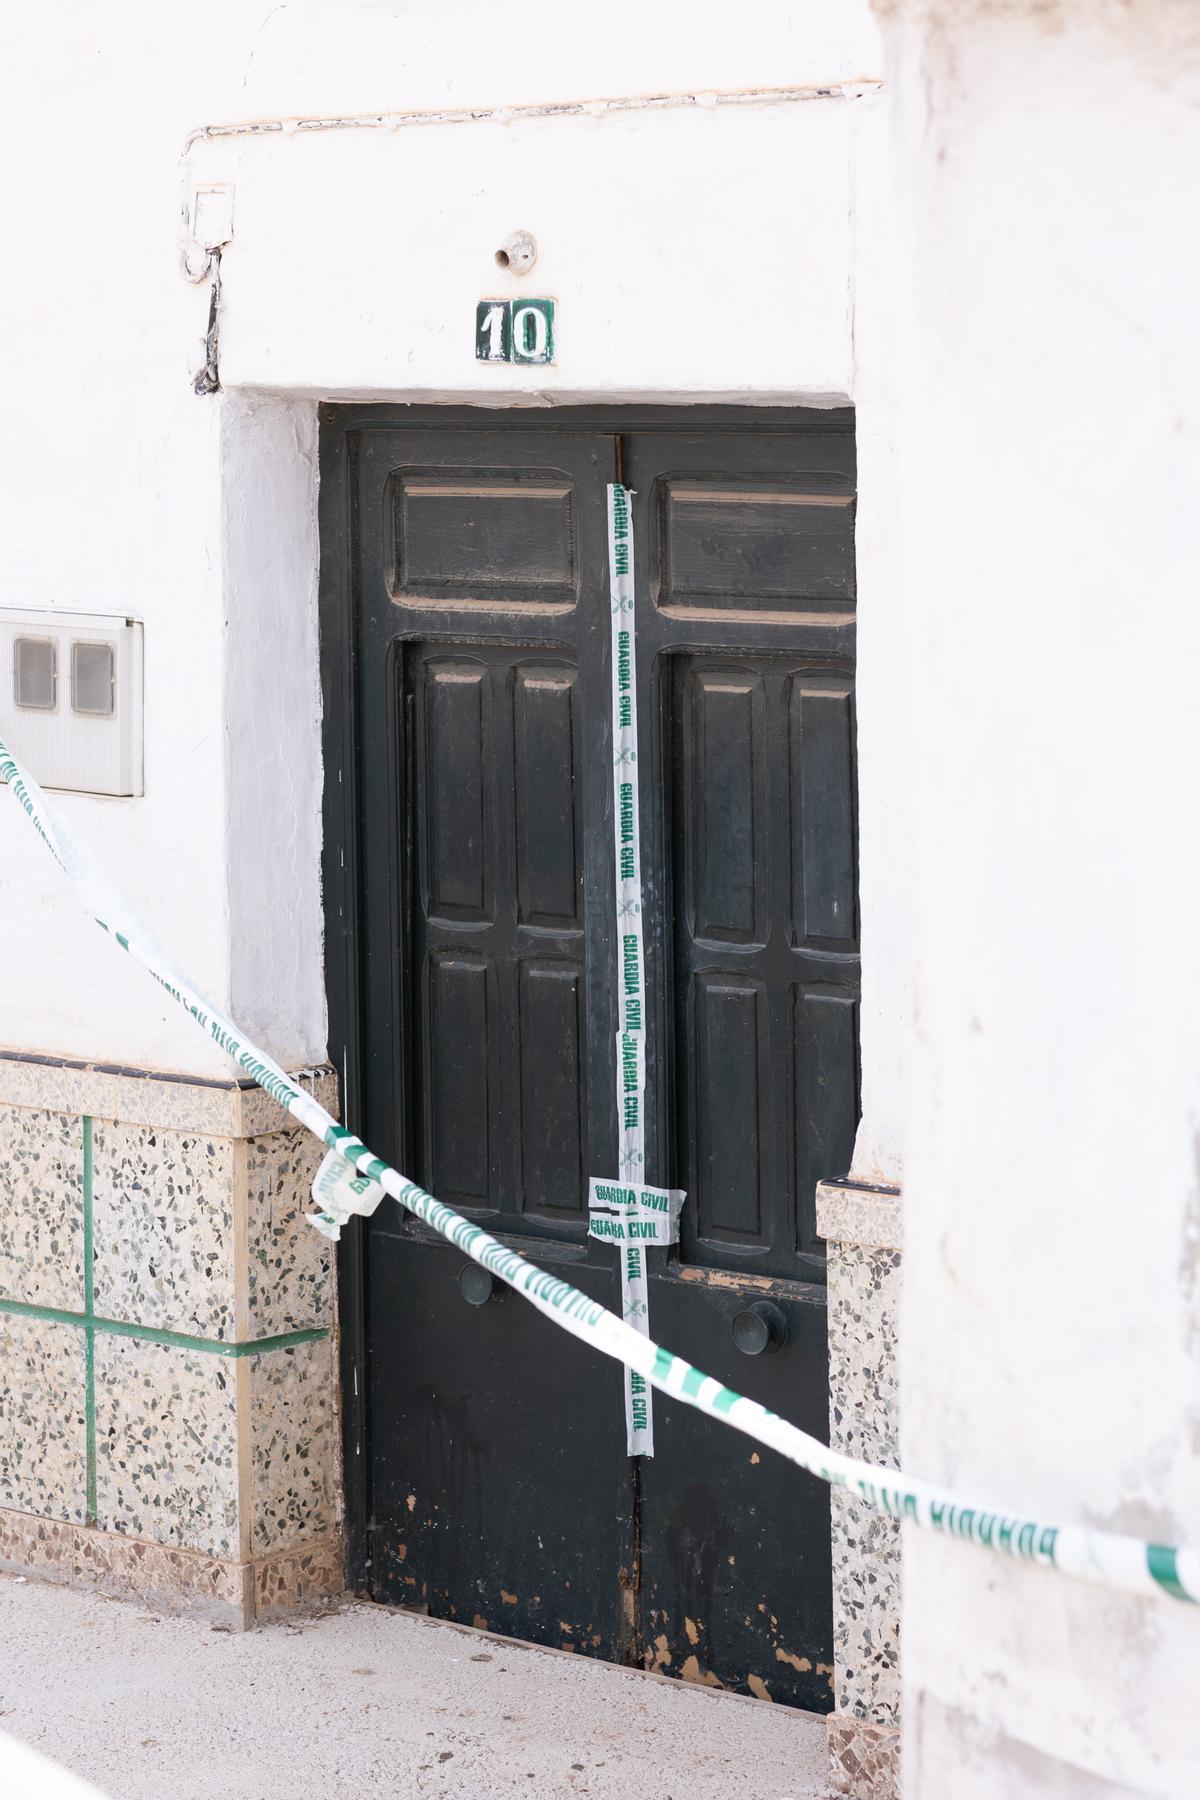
[828,1716,902,1800]
[0,1505,344,1631]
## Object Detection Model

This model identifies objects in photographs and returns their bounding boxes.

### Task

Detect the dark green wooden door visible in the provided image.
[321,407,858,1710]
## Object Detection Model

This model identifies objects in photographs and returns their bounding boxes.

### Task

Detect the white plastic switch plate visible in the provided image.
[0,609,144,796]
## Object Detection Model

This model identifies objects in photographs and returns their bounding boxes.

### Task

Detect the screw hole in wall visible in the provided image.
[494,230,537,274]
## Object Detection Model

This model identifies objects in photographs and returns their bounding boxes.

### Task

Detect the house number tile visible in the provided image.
[476,298,555,366]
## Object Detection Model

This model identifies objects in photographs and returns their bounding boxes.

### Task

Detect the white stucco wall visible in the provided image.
[0,2,893,1117]
[6,0,1197,1789]
[877,4,1200,1794]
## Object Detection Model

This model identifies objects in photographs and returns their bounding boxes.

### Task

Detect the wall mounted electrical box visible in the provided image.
[0,610,144,797]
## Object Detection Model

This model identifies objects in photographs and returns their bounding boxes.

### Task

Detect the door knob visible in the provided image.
[731,1301,786,1356]
[458,1264,504,1306]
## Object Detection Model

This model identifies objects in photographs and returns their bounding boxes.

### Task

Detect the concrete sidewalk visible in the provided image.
[0,1574,829,1800]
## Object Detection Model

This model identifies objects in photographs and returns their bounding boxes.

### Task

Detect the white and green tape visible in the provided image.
[585,480,683,1456]
[2,730,1197,1607]
[587,1180,685,1247]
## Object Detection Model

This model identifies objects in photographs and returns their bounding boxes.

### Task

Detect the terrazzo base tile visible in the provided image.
[0,1061,117,1123]
[91,1070,337,1142]
[832,1486,901,1724]
[254,1533,345,1618]
[0,1506,346,1629]
[828,1717,901,1800]
[823,1192,904,1782]
[93,1333,240,1559]
[0,1060,342,1627]
[0,1506,254,1627]
[828,1243,901,1467]
[248,1336,336,1556]
[90,1121,237,1339]
[816,1180,902,1254]
[0,1314,87,1522]
[236,1069,339,1139]
[0,1107,84,1310]
[0,1057,338,1137]
[828,1241,902,1732]
[114,1079,263,1136]
[244,1130,333,1337]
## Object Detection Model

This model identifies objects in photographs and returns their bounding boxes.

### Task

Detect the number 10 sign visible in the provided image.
[475,298,555,366]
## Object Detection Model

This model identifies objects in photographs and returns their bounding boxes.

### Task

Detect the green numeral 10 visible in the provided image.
[475,299,555,366]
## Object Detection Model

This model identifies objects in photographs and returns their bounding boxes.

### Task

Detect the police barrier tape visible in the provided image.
[2,733,1197,1609]
[595,481,673,1456]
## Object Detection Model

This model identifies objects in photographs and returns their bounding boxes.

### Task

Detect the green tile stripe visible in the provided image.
[9,1115,327,1381]
[83,1116,96,1523]
[0,1294,328,1359]
[82,1116,94,1313]
[3,1114,327,1528]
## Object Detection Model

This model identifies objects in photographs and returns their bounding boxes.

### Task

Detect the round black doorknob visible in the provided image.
[458,1264,502,1306]
[731,1301,786,1356]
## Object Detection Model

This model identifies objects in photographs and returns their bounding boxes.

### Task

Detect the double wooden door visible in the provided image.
[321,407,858,1710]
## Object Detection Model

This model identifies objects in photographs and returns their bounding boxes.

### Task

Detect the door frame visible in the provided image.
[317,401,857,1592]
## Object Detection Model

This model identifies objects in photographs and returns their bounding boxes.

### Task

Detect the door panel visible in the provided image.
[325,409,857,1712]
[637,1271,834,1710]
[518,961,588,1222]
[420,657,492,922]
[622,431,858,1707]
[635,430,856,621]
[686,664,766,945]
[351,427,623,1672]
[512,663,582,929]
[791,679,858,945]
[423,952,494,1207]
[666,649,859,1278]
[797,988,860,1217]
[408,638,599,1228]
[692,973,767,1245]
[368,1227,631,1659]
[389,465,581,612]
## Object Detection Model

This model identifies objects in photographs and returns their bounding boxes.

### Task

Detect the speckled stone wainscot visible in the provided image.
[0,1051,344,1627]
[817,1178,902,1800]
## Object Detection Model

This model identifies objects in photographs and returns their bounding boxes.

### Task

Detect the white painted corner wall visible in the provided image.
[220,392,324,1068]
[848,86,910,1190]
[877,5,1200,1795]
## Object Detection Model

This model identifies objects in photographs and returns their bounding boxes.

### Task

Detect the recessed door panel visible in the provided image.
[692,973,765,1246]
[420,658,492,923]
[423,953,494,1210]
[684,666,766,946]
[662,480,855,610]
[513,664,582,930]
[790,678,857,946]
[637,431,856,622]
[519,960,587,1219]
[794,988,860,1253]
[391,468,579,611]
[666,647,859,1282]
